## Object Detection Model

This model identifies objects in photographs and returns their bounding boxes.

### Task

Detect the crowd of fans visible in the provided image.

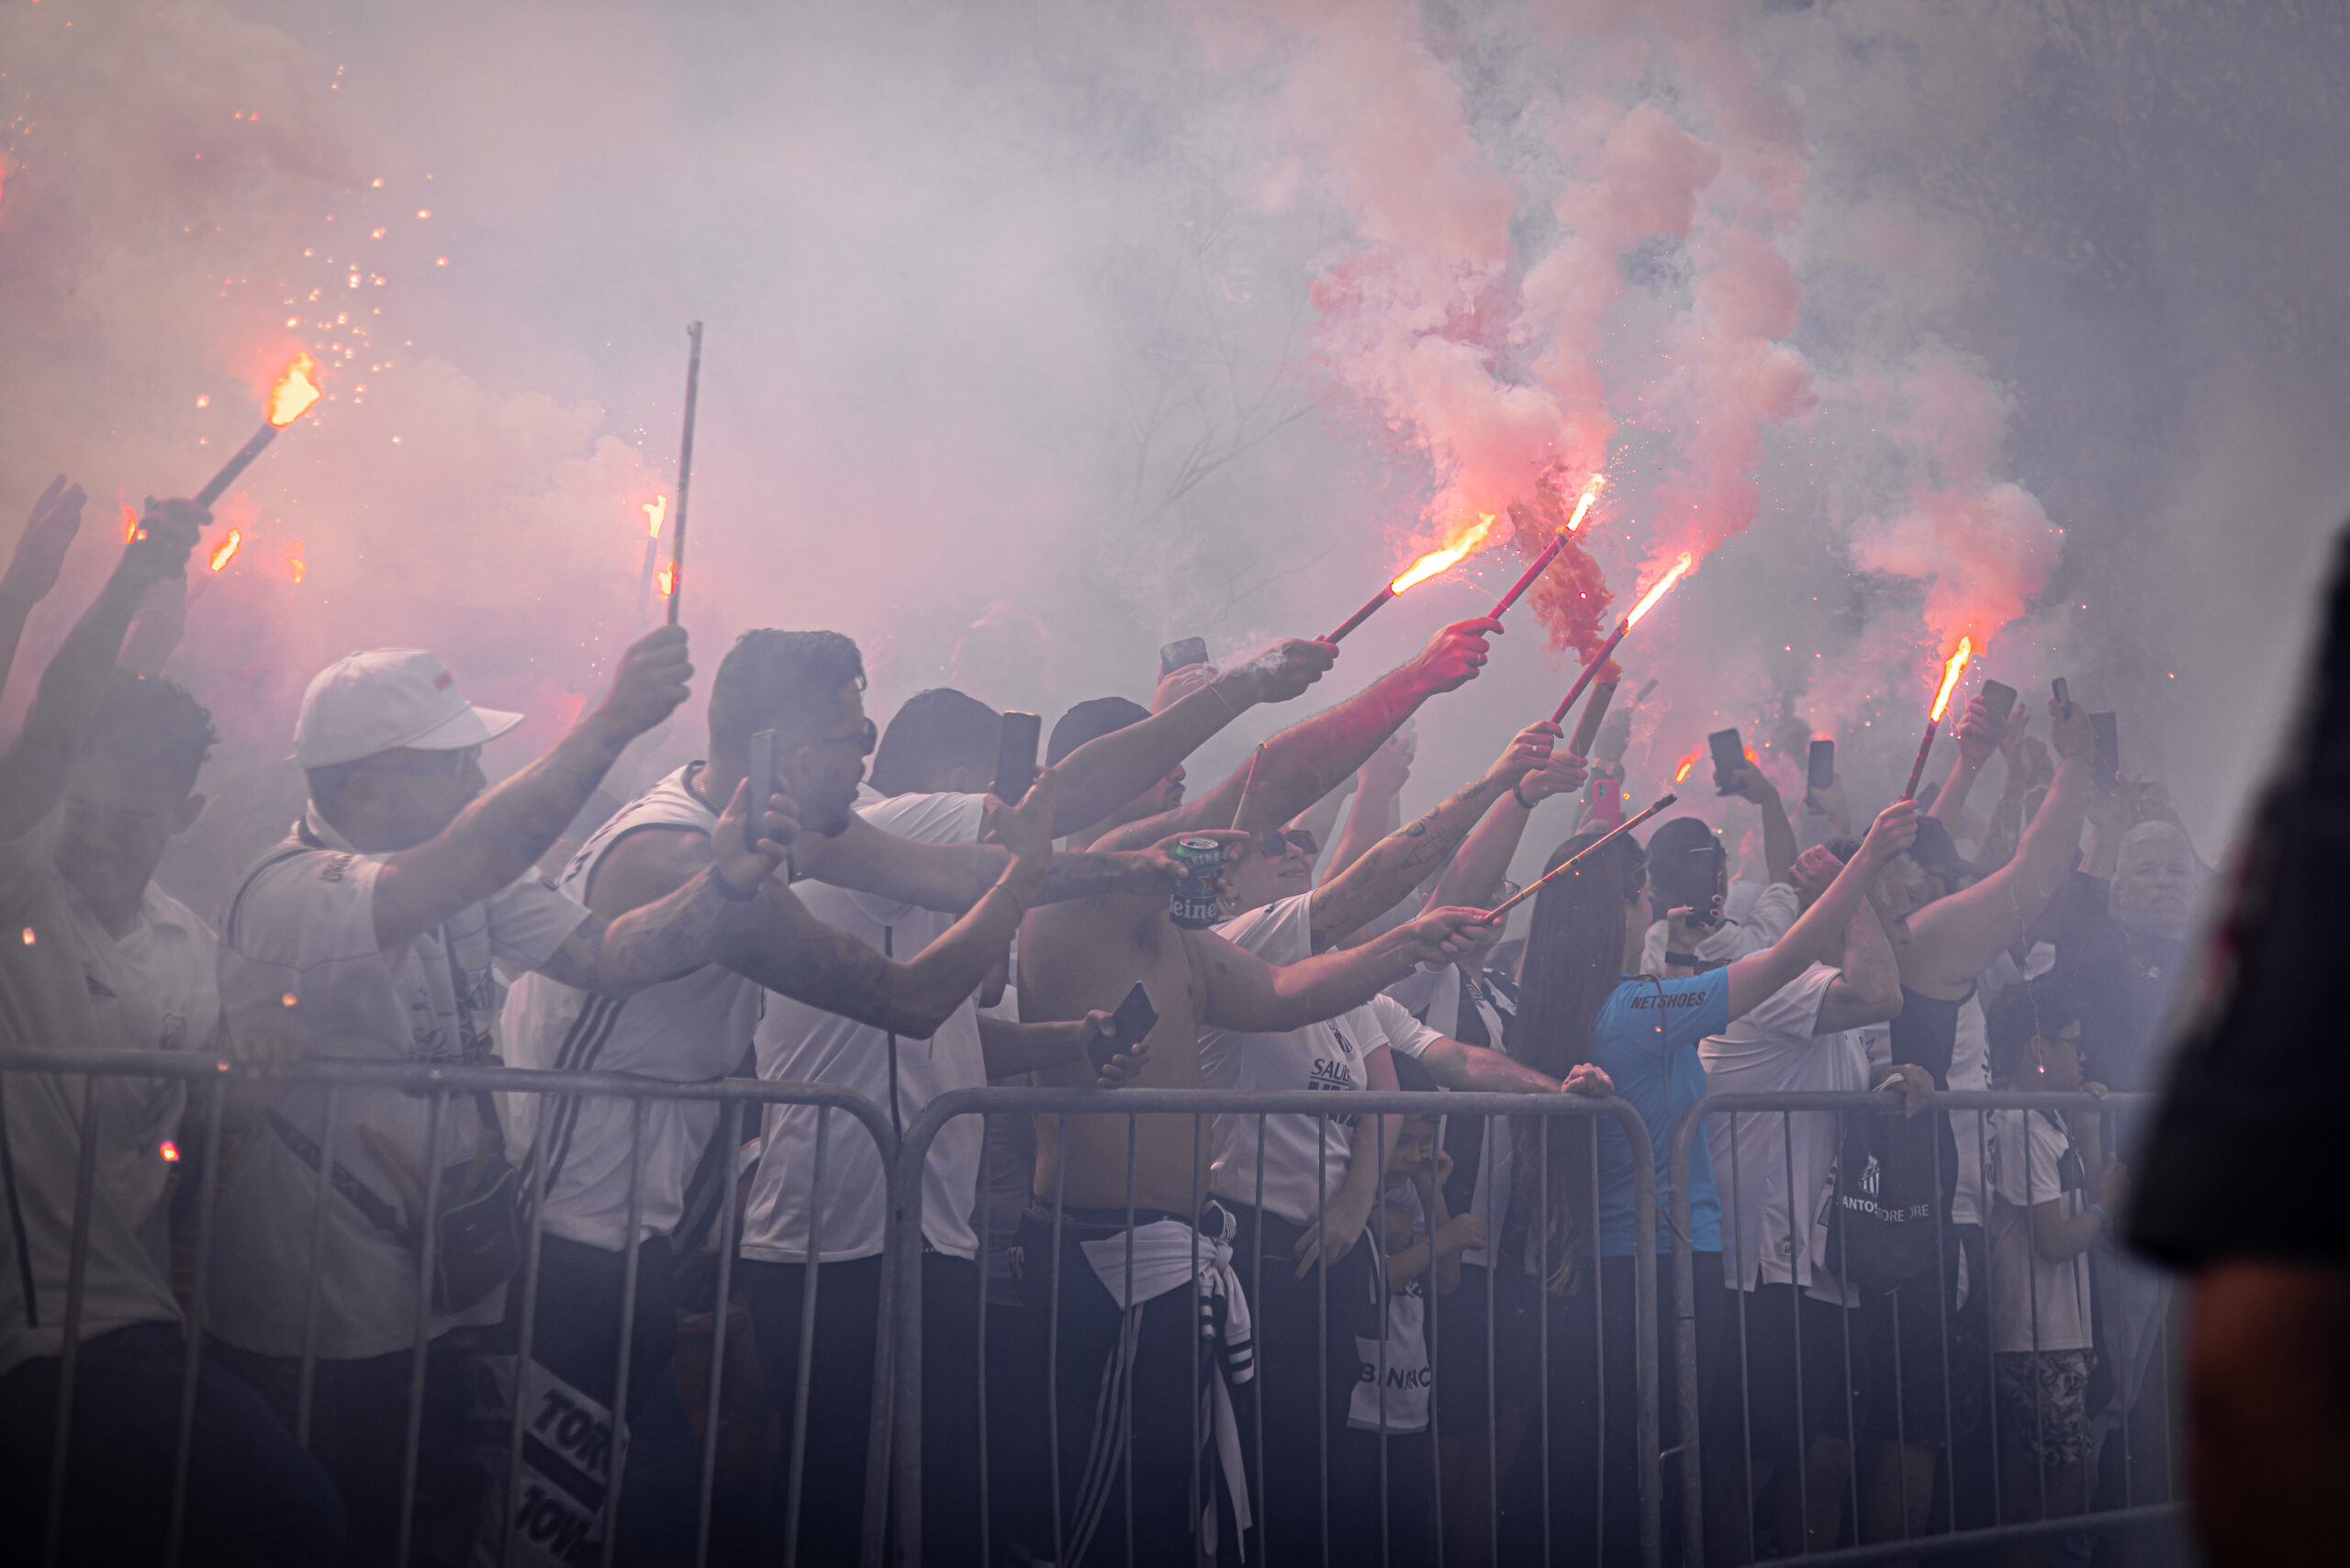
[0,484,2212,1566]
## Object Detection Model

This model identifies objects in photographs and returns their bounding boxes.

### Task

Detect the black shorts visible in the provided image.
[1856,1225,1988,1447]
[1710,1283,1869,1467]
[1428,1261,1542,1435]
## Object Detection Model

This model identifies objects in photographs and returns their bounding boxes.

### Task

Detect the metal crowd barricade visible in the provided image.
[877,1085,1665,1568]
[4,1047,894,1568]
[1667,1089,2187,1567]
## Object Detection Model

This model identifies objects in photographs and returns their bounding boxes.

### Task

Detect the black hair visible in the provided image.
[1507,828,1646,1293]
[870,688,1000,797]
[1391,1052,1440,1095]
[1047,696,1147,767]
[1644,815,1725,916]
[86,671,216,793]
[709,630,865,756]
[1986,974,2086,1084]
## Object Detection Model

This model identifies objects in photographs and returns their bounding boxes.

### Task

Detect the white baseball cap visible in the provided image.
[293,649,524,768]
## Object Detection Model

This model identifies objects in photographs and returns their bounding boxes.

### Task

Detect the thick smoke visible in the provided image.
[3,0,2346,913]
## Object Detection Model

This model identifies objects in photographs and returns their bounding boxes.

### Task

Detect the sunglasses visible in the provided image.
[1251,828,1318,859]
[811,717,878,757]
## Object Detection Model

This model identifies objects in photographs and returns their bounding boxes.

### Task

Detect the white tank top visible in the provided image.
[500,765,761,1251]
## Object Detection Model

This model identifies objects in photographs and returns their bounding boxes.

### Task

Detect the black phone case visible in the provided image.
[1807,739,1835,794]
[1159,638,1209,676]
[1708,728,1744,793]
[745,730,778,854]
[994,712,1041,801]
[1979,679,2018,735]
[1091,983,1158,1074]
[2091,711,2121,784]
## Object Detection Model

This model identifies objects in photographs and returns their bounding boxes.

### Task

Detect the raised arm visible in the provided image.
[0,477,86,708]
[1723,799,1919,1022]
[369,625,693,950]
[789,812,1185,913]
[1813,873,1905,1035]
[1326,729,1412,879]
[0,497,197,843]
[1424,744,1586,912]
[1192,904,1496,1034]
[1720,756,1796,888]
[1101,618,1497,851]
[1048,640,1335,834]
[1311,723,1580,949]
[1903,700,2094,992]
[1928,693,2017,834]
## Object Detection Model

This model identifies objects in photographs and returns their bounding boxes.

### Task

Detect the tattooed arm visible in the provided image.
[1308,723,1573,949]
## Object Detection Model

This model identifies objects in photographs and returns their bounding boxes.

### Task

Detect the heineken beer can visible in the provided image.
[1168,836,1225,929]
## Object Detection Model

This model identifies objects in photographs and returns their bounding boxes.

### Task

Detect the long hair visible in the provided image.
[1506,828,1645,1294]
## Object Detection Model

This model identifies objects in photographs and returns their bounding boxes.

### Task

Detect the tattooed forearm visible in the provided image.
[555,867,755,995]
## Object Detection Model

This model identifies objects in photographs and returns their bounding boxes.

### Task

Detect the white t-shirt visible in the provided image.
[208,809,591,1359]
[0,823,222,1376]
[500,765,764,1250]
[1987,1108,2094,1352]
[1639,880,1797,978]
[739,790,991,1264]
[1697,964,1868,1302]
[1200,894,1438,1226]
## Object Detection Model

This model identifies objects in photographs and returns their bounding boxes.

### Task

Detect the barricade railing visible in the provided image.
[1667,1089,2186,1567]
[878,1085,1665,1568]
[1,1049,894,1568]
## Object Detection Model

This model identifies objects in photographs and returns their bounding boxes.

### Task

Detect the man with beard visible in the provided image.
[1014,617,1510,1566]
[205,622,794,1566]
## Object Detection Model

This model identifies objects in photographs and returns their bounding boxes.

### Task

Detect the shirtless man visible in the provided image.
[1014,617,1506,1565]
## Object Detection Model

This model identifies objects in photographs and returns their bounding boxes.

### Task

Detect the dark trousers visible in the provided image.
[490,1233,698,1567]
[1015,1207,1242,1568]
[0,1321,345,1566]
[1227,1202,1375,1568]
[213,1333,476,1567]
[1509,1249,1724,1568]
[743,1249,982,1568]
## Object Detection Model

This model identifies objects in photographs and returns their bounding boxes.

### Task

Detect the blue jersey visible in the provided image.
[1583,969,1729,1257]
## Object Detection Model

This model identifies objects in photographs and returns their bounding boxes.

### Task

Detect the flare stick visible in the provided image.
[1550,622,1629,726]
[192,353,322,509]
[1900,721,1940,802]
[194,427,280,510]
[1567,681,1618,759]
[1483,793,1677,922]
[1489,533,1566,619]
[663,321,705,626]
[1324,586,1395,645]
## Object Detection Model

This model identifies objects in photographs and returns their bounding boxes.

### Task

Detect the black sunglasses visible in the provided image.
[811,717,878,757]
[1252,828,1318,859]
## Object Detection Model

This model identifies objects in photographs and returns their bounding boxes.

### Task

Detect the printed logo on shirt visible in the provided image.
[1624,990,1708,1013]
[319,855,353,884]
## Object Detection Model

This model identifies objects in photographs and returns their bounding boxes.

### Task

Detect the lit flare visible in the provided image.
[266,353,323,427]
[643,495,667,539]
[1929,636,1974,722]
[1389,513,1496,595]
[1625,553,1695,628]
[1673,748,1700,785]
[285,539,306,585]
[208,529,242,572]
[1565,473,1606,532]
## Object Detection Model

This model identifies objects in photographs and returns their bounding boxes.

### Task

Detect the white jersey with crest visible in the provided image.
[501,764,762,1251]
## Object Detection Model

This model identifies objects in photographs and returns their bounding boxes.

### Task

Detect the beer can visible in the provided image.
[1168,836,1225,929]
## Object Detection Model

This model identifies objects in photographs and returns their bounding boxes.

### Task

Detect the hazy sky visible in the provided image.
[4,0,2344,908]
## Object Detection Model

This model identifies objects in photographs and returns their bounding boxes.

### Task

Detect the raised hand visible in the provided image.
[594,625,695,742]
[1720,756,1780,806]
[1125,828,1250,892]
[1395,905,1503,966]
[1360,726,1416,796]
[1788,844,1843,904]
[982,764,1058,877]
[2048,697,2094,761]
[1484,721,1561,789]
[3,476,85,607]
[1856,797,1922,866]
[1225,639,1338,705]
[1561,1062,1613,1097]
[1515,745,1590,806]
[710,778,800,891]
[1410,617,1503,694]
[121,498,206,586]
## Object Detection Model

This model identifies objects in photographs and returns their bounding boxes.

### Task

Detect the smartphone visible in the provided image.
[1979,678,2019,737]
[1090,982,1159,1076]
[993,711,1042,802]
[1807,738,1835,795]
[2052,677,2073,718]
[2090,711,2121,786]
[1158,637,1209,677]
[1707,728,1745,796]
[745,729,778,854]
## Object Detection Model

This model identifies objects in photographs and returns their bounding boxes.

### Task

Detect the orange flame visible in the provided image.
[1389,513,1496,595]
[159,1139,181,1163]
[207,529,242,572]
[1565,473,1606,532]
[285,539,306,585]
[643,495,667,539]
[657,561,677,599]
[266,353,322,427]
[1929,636,1974,722]
[1624,553,1695,628]
[1672,748,1700,785]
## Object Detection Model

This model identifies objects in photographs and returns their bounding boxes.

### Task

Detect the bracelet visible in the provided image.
[2087,1204,2111,1231]
[707,865,763,902]
[1510,779,1538,811]
[1209,678,1241,719]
